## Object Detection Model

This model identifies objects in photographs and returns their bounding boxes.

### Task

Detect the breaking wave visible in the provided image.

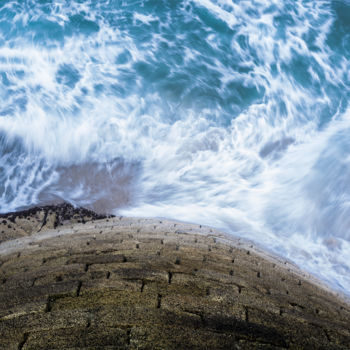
[0,0,350,295]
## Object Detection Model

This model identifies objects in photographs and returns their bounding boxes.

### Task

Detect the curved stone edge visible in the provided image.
[0,209,350,349]
[1,213,349,307]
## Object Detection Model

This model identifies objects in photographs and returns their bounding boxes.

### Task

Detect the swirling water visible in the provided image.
[0,0,349,294]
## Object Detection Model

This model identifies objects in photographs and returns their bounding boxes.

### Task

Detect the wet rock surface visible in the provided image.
[0,203,108,243]
[0,207,349,349]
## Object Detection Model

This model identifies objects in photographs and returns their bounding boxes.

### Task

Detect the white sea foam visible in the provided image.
[0,0,349,295]
[134,13,157,25]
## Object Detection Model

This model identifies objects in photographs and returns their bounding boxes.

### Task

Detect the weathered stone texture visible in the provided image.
[0,210,349,349]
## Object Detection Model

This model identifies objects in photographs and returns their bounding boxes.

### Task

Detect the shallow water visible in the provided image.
[0,0,349,295]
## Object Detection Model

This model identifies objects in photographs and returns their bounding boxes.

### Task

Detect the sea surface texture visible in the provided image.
[0,0,349,295]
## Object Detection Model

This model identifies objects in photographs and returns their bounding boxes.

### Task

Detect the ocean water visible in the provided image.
[0,0,349,295]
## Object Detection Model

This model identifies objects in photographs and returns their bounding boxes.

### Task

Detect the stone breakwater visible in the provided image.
[0,205,349,349]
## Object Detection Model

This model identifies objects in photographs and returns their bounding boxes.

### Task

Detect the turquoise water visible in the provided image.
[0,0,349,295]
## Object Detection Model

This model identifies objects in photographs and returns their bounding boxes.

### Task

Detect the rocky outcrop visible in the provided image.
[0,207,349,349]
[0,203,108,243]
